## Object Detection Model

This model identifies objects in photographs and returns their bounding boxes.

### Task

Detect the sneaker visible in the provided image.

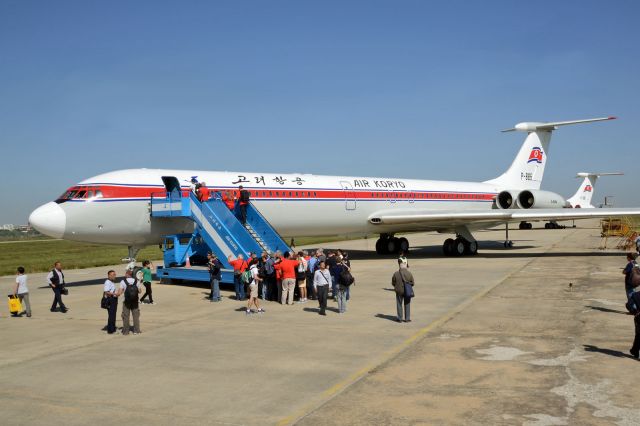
[133,332,139,335]
[258,308,265,313]
[246,309,252,315]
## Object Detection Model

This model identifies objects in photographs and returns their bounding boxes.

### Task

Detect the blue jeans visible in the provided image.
[210,277,220,301]
[331,275,337,299]
[337,286,347,313]
[234,275,245,300]
[627,288,636,312]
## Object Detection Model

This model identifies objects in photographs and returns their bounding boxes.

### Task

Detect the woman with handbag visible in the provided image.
[47,261,68,313]
[391,258,414,323]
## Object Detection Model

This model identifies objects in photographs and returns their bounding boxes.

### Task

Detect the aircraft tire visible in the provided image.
[453,237,466,256]
[386,238,398,254]
[464,240,478,255]
[527,223,533,230]
[545,223,551,229]
[443,238,455,256]
[398,237,409,253]
[375,238,385,255]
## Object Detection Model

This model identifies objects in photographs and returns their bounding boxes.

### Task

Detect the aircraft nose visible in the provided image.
[29,202,66,238]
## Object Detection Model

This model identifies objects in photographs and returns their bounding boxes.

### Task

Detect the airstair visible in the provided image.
[150,176,290,284]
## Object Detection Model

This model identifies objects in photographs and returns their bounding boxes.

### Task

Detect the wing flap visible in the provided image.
[369,208,640,226]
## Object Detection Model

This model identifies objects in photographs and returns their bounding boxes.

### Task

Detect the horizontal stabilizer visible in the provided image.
[576,172,623,178]
[502,116,616,133]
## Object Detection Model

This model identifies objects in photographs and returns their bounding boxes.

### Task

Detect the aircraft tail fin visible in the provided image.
[484,117,616,190]
[567,172,623,208]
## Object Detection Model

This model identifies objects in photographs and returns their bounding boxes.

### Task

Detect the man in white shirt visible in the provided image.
[14,266,31,317]
[246,259,265,315]
[118,269,142,335]
[47,261,67,313]
[103,270,119,334]
[313,262,331,316]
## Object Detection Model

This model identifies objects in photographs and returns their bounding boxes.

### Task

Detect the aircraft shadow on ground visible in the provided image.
[583,344,637,359]
[585,305,629,315]
[336,247,625,261]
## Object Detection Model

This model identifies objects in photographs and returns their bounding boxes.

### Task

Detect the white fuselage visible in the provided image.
[29,168,505,246]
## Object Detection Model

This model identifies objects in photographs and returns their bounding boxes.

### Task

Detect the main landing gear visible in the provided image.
[442,236,478,256]
[375,234,410,255]
[518,221,533,230]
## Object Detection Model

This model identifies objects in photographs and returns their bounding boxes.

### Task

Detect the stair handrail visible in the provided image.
[246,201,290,251]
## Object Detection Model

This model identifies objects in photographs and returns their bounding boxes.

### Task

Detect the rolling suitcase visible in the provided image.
[8,295,22,316]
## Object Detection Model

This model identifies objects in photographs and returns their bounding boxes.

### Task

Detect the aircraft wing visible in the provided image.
[369,208,640,228]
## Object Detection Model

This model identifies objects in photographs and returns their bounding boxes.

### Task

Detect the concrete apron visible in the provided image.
[0,223,620,425]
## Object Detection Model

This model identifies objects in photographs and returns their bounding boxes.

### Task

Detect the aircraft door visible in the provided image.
[339,181,356,210]
[161,176,182,200]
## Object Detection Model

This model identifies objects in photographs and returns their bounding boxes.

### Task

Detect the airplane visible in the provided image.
[28,116,640,259]
[567,172,624,208]
[519,171,624,230]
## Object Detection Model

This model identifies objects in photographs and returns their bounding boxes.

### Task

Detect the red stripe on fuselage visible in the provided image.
[59,184,497,202]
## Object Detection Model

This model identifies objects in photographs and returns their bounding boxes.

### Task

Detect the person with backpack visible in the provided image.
[334,255,354,314]
[246,259,265,315]
[391,258,414,322]
[228,254,248,300]
[238,185,250,224]
[313,261,331,315]
[118,269,142,335]
[47,261,67,313]
[207,253,223,302]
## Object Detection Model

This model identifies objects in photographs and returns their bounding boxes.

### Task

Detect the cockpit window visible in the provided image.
[76,190,87,198]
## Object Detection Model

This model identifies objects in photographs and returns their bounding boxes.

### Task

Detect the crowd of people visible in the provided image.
[7,247,418,334]
[221,248,354,315]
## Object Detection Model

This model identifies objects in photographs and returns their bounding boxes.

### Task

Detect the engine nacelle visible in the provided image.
[517,190,569,209]
[496,190,518,209]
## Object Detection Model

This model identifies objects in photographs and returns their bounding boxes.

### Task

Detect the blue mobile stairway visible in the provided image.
[151,180,290,284]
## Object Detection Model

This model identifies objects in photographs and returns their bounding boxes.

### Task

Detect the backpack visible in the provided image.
[241,269,253,285]
[631,265,640,288]
[340,268,355,287]
[124,279,138,309]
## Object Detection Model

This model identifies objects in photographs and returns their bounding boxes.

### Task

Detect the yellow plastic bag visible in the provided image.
[8,295,22,314]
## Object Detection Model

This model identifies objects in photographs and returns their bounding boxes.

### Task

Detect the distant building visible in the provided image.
[1,224,15,231]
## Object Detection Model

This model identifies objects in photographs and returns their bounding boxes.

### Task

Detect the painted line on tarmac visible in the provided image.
[277,241,563,426]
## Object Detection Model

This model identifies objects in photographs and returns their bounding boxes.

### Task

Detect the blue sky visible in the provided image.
[1,0,638,223]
